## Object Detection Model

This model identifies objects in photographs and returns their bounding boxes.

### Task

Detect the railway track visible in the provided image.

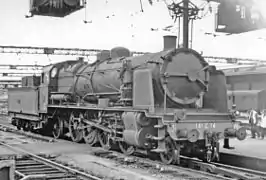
[185,157,266,180]
[0,130,102,180]
[15,155,91,180]
[92,150,266,180]
[0,115,58,143]
[212,161,266,180]
[0,120,265,180]
[0,146,102,180]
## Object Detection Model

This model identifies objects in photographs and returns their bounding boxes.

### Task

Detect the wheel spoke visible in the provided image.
[68,113,83,143]
[52,117,64,139]
[83,126,98,145]
[118,141,135,155]
[98,131,112,150]
[160,136,176,164]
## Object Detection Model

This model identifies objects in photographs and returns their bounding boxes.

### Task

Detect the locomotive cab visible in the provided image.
[40,65,53,86]
[46,59,86,104]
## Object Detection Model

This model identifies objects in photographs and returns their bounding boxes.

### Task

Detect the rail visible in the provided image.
[182,156,266,180]
[0,138,102,180]
[93,149,266,180]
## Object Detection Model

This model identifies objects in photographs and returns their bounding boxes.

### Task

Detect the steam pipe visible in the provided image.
[183,0,189,49]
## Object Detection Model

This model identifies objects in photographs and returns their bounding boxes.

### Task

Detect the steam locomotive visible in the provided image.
[7,36,246,164]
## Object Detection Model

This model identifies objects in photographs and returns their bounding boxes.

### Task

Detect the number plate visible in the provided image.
[196,122,216,129]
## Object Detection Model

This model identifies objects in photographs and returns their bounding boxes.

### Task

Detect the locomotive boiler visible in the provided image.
[8,36,247,164]
[58,40,209,108]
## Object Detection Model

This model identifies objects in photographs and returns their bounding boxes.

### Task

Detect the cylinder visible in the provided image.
[163,35,177,50]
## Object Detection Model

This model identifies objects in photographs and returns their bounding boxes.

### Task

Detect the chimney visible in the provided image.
[163,35,177,51]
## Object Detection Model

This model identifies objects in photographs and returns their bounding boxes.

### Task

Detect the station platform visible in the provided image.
[220,119,266,160]
[220,136,266,171]
[221,137,266,159]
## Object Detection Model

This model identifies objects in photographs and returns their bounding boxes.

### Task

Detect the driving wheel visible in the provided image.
[118,141,135,155]
[68,112,83,143]
[159,136,176,164]
[83,125,98,146]
[98,131,113,150]
[52,116,64,139]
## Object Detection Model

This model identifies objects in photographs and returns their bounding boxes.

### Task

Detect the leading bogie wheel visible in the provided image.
[159,136,176,164]
[98,131,113,150]
[52,116,64,139]
[118,141,135,155]
[68,112,83,143]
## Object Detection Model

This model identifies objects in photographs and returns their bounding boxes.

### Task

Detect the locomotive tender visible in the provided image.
[8,36,246,164]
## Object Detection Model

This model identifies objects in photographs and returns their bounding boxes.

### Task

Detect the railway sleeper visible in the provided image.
[214,167,263,180]
[183,159,264,180]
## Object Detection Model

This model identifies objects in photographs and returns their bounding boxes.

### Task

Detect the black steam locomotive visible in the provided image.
[8,36,246,164]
